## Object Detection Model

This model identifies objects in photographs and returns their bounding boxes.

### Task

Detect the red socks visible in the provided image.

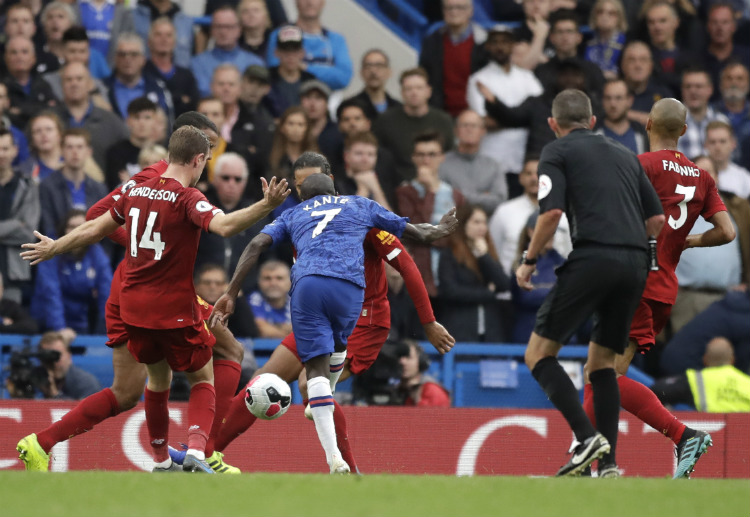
[145,388,170,462]
[36,388,120,454]
[214,389,257,453]
[583,377,686,445]
[187,382,216,453]
[333,400,358,473]
[205,360,241,456]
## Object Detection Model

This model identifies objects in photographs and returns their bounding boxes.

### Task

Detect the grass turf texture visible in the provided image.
[1,472,748,517]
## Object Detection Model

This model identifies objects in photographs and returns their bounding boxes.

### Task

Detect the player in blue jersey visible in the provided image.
[211,152,457,473]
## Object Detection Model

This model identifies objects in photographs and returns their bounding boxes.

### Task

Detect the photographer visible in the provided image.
[22,332,100,399]
[397,340,450,407]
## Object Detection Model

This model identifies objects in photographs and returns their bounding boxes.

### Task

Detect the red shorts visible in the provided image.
[105,268,213,348]
[629,298,673,353]
[125,320,216,372]
[281,324,390,375]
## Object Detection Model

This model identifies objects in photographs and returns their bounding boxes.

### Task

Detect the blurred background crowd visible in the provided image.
[0,0,748,402]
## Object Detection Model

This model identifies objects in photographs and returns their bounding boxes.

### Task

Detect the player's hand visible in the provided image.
[516,263,536,291]
[424,321,455,354]
[262,176,291,209]
[438,207,459,234]
[20,231,57,265]
[209,293,236,328]
[476,81,496,103]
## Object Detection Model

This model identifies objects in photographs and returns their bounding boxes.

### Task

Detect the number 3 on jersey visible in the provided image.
[311,208,341,238]
[669,184,696,230]
[128,207,166,259]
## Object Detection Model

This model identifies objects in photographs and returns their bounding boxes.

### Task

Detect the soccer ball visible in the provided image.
[244,373,292,420]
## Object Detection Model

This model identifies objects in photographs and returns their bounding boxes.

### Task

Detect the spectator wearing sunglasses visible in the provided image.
[195,152,273,293]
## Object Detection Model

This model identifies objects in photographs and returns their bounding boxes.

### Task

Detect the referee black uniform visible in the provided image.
[522,89,664,476]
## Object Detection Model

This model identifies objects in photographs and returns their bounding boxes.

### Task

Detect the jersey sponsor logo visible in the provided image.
[376,230,395,246]
[661,160,700,177]
[301,195,349,211]
[195,200,213,212]
[538,174,552,200]
[127,186,179,202]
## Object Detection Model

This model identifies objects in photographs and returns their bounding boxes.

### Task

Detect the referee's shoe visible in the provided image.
[556,433,611,477]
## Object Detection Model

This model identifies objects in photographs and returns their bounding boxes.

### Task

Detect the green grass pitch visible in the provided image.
[2,472,749,517]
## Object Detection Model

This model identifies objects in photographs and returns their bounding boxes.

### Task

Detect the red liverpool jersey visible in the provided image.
[359,228,406,327]
[110,175,222,329]
[638,150,726,304]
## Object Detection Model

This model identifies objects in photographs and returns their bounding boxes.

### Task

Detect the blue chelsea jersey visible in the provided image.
[262,195,408,289]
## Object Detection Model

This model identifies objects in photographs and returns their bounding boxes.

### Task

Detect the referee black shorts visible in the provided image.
[534,246,649,354]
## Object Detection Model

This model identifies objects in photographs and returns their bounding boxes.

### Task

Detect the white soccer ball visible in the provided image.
[244,373,292,420]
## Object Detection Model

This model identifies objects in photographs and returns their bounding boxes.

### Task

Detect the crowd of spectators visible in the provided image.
[1,0,749,395]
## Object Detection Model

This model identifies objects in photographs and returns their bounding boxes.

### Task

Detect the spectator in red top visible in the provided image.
[419,0,488,117]
[398,340,450,407]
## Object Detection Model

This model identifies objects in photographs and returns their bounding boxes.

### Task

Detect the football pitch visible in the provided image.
[1,472,748,517]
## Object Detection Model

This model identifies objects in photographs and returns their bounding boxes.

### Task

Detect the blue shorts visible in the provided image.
[290,275,364,363]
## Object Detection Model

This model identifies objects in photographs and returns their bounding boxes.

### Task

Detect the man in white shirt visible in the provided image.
[489,158,571,274]
[466,25,543,193]
[705,120,750,199]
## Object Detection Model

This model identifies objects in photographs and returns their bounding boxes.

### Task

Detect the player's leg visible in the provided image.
[144,359,174,470]
[204,322,243,463]
[213,340,304,454]
[182,357,216,473]
[17,343,146,471]
[586,340,620,477]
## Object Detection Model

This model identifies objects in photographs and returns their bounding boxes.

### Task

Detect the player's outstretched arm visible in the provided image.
[210,233,274,327]
[386,242,455,354]
[401,207,458,244]
[208,177,291,237]
[20,213,120,265]
[684,211,736,250]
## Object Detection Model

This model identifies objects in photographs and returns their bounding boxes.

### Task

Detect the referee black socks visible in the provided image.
[531,356,596,443]
[589,367,620,466]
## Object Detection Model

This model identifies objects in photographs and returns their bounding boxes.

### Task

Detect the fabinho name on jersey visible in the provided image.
[661,160,701,178]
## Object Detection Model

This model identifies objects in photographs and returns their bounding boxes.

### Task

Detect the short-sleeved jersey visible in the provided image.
[110,176,223,329]
[262,195,408,289]
[638,150,726,304]
[538,129,663,250]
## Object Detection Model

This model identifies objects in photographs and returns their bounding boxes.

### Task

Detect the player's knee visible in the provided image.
[111,384,143,411]
[214,331,244,363]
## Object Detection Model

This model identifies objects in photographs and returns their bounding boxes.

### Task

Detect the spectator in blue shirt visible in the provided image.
[593,78,648,155]
[18,111,64,183]
[266,0,353,90]
[133,0,194,69]
[78,0,135,66]
[247,259,292,338]
[38,129,108,237]
[191,6,265,97]
[31,209,112,335]
[105,33,174,123]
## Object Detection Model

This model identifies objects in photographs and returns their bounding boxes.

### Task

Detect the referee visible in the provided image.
[516,89,665,477]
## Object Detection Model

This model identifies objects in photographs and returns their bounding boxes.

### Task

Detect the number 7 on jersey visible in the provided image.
[310,208,341,238]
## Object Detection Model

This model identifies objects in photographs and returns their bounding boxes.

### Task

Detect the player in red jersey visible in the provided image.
[19,123,289,470]
[582,98,735,478]
[188,163,456,473]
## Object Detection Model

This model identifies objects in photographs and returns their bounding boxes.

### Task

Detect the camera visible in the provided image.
[352,340,410,406]
[5,348,61,398]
